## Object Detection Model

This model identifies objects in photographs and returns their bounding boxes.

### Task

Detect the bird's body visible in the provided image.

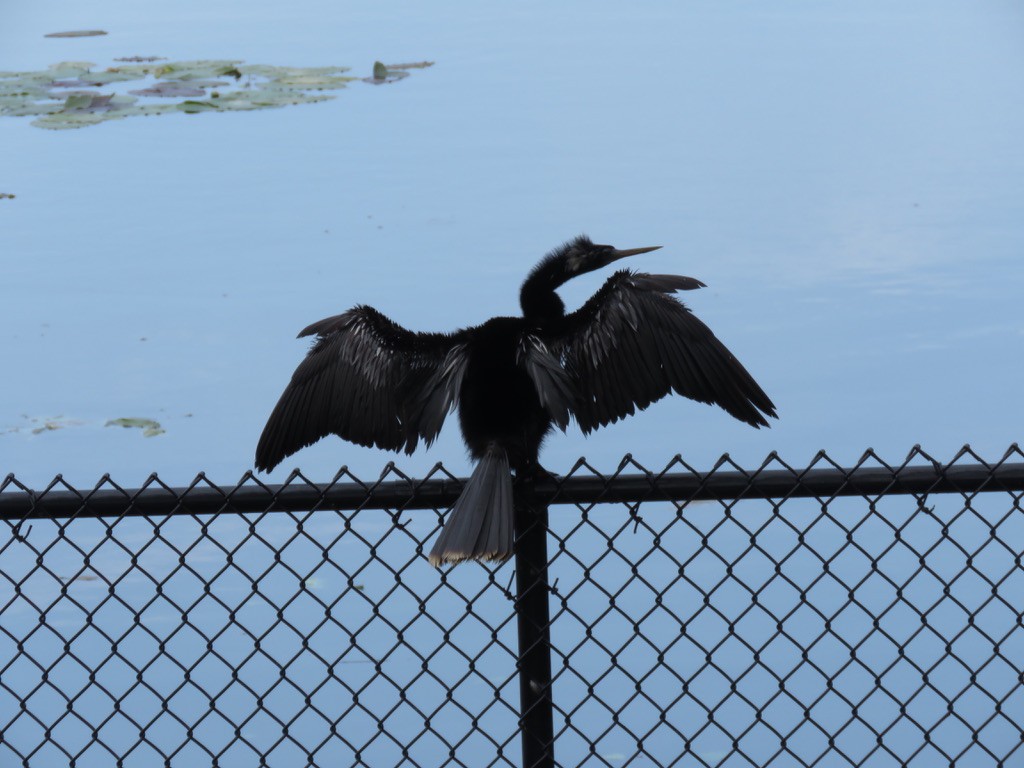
[256,236,777,565]
[457,316,552,469]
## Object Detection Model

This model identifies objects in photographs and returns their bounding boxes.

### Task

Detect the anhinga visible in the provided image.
[255,236,776,565]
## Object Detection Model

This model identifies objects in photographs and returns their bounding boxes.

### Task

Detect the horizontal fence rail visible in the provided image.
[1,444,1023,768]
[4,454,1024,520]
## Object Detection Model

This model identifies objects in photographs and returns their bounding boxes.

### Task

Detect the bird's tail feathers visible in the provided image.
[428,445,514,567]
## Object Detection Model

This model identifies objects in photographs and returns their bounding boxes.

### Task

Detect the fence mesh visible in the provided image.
[1,445,1022,767]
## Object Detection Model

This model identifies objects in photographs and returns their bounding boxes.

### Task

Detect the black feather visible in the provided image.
[256,238,776,566]
[545,270,777,432]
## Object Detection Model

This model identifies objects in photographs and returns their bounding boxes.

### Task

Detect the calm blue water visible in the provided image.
[1,1,1022,766]
[2,0,1021,486]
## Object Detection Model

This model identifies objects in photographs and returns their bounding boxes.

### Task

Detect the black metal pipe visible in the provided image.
[2,462,1022,521]
[513,483,555,768]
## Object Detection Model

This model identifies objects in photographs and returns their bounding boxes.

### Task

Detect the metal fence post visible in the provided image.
[514,482,555,768]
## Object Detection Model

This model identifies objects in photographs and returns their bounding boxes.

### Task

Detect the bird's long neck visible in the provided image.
[520,254,569,324]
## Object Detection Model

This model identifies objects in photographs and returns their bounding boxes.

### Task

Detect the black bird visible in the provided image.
[255,236,776,565]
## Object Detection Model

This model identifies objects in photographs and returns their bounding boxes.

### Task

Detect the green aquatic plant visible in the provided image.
[105,417,165,437]
[0,58,432,130]
[1,415,83,435]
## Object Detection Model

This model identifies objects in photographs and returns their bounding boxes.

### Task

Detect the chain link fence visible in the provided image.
[1,445,1022,767]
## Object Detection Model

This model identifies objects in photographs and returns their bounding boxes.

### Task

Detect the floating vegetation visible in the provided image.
[45,30,108,38]
[105,417,165,437]
[129,82,209,98]
[0,59,433,130]
[31,417,85,434]
[1,414,188,437]
[1,415,84,435]
[0,192,13,199]
[363,60,432,85]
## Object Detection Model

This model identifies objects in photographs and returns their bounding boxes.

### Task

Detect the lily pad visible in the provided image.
[1,57,428,129]
[29,91,137,128]
[262,73,354,90]
[105,417,165,437]
[63,92,117,111]
[76,69,139,86]
[153,60,243,80]
[45,30,108,38]
[50,79,105,88]
[241,64,350,78]
[47,61,96,78]
[117,103,179,119]
[49,70,136,88]
[104,63,162,79]
[130,82,207,98]
[176,100,218,113]
[175,79,229,88]
[211,89,332,111]
[32,111,107,129]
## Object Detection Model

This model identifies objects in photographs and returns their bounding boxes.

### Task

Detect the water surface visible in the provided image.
[1,2,1022,766]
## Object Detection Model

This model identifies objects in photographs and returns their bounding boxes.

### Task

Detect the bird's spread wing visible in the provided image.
[255,306,461,471]
[404,343,470,449]
[517,334,575,430]
[548,270,777,433]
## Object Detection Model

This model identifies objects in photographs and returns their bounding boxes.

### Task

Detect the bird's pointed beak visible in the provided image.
[609,245,662,262]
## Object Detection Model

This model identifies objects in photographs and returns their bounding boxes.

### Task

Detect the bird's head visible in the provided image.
[558,235,662,277]
[521,235,663,321]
